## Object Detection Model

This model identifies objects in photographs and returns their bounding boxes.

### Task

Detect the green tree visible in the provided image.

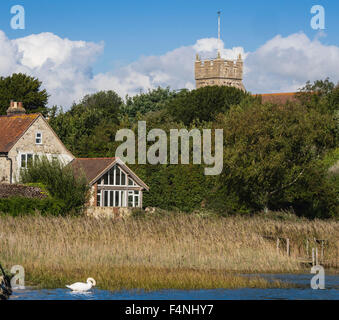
[211,102,338,218]
[49,90,123,156]
[123,87,177,119]
[296,78,339,114]
[167,86,250,125]
[0,73,49,115]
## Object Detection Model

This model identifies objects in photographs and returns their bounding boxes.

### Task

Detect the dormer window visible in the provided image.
[36,132,42,144]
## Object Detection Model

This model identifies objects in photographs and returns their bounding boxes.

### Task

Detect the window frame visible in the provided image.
[128,190,140,208]
[35,132,42,145]
[97,189,128,208]
[21,153,35,169]
[99,165,135,187]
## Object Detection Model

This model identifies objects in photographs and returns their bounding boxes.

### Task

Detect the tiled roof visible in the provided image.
[70,158,117,184]
[0,114,40,153]
[255,92,298,105]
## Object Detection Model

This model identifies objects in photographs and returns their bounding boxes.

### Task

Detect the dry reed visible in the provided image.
[0,212,337,290]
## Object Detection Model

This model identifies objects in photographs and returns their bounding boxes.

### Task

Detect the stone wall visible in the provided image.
[87,184,97,206]
[0,158,10,184]
[85,206,133,219]
[0,183,47,199]
[195,56,245,91]
[6,116,74,183]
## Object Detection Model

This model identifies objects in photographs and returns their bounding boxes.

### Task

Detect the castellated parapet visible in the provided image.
[195,53,245,91]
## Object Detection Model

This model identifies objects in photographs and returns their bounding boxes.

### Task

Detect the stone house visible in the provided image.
[0,101,148,211]
[0,101,74,184]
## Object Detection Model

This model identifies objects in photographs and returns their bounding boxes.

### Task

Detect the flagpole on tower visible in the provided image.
[217,10,221,58]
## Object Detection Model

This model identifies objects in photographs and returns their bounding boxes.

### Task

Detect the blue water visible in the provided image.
[10,274,339,300]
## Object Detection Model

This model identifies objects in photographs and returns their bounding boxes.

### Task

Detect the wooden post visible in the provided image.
[276,238,280,253]
[286,238,290,256]
[140,190,143,208]
[312,248,315,266]
[321,241,324,263]
[94,183,98,207]
[306,239,309,258]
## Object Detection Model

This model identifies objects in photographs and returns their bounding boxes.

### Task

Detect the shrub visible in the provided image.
[0,197,65,216]
[20,157,89,215]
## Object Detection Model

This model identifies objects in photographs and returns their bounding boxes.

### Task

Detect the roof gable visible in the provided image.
[70,157,149,190]
[0,113,40,153]
[70,158,118,184]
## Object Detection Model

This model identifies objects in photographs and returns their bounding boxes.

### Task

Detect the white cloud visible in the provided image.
[193,38,247,60]
[0,29,339,108]
[0,31,25,75]
[244,32,339,93]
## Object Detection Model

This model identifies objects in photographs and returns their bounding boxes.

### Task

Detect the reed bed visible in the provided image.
[0,212,338,290]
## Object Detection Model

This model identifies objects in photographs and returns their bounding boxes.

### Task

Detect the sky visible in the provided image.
[0,0,338,108]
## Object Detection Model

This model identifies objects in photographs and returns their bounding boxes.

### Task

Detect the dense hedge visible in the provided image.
[0,197,65,216]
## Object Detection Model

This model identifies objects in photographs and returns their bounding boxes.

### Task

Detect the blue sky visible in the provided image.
[0,0,338,107]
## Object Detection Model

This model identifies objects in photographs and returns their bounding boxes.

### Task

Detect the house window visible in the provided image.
[21,154,34,168]
[35,132,42,144]
[128,190,140,208]
[97,189,127,207]
[100,165,128,186]
[128,178,137,186]
[96,165,142,208]
[115,167,120,185]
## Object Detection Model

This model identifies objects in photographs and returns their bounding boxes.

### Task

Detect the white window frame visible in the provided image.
[20,153,41,169]
[98,189,127,207]
[35,132,42,145]
[21,153,33,168]
[128,190,140,208]
[100,165,133,187]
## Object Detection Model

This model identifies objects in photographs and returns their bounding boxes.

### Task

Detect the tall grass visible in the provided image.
[0,213,338,290]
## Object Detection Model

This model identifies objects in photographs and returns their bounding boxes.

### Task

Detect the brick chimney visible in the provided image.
[7,100,26,115]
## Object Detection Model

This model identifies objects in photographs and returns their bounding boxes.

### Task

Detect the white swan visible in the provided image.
[66,278,96,292]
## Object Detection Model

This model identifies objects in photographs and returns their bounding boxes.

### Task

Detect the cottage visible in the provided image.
[0,101,148,211]
[70,158,149,208]
[0,101,74,183]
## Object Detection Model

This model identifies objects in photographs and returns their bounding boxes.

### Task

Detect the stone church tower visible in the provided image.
[194,11,245,91]
[195,53,245,91]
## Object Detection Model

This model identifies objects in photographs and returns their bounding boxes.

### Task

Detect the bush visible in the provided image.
[167,86,250,125]
[20,157,89,215]
[0,197,65,216]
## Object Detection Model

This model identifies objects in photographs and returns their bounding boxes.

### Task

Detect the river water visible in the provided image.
[10,274,339,300]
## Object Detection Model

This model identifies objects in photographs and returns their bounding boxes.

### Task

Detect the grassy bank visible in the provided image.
[0,212,338,290]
